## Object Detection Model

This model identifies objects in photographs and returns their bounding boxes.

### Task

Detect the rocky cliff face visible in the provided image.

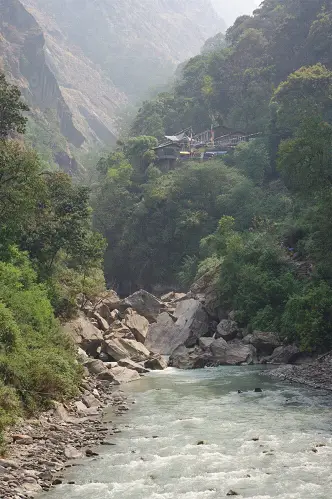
[0,0,84,148]
[19,0,225,148]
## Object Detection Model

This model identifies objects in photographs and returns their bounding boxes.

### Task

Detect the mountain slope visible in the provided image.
[211,0,259,25]
[20,0,226,148]
[1,0,225,160]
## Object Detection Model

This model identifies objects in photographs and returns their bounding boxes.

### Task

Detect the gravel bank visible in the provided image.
[270,352,332,391]
[0,375,132,499]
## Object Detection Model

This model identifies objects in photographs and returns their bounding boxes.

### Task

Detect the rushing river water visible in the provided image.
[43,367,332,499]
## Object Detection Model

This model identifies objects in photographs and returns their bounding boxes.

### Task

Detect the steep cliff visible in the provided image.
[0,0,84,150]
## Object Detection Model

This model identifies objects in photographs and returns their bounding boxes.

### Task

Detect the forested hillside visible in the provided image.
[93,0,332,353]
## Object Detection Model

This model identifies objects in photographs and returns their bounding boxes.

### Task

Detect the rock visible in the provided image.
[189,264,223,317]
[93,302,111,322]
[77,347,89,362]
[53,402,69,421]
[102,290,121,310]
[173,299,209,347]
[0,459,19,469]
[121,290,161,322]
[39,470,53,481]
[109,366,141,383]
[102,338,130,361]
[254,388,262,392]
[145,312,182,355]
[109,321,134,339]
[93,312,110,332]
[96,370,116,381]
[118,358,149,373]
[63,313,103,356]
[83,359,108,375]
[12,434,33,445]
[160,291,176,302]
[52,478,63,485]
[160,291,186,302]
[21,481,43,494]
[170,345,211,369]
[82,393,100,408]
[118,338,150,362]
[198,337,214,350]
[64,445,84,459]
[215,319,239,342]
[210,339,256,365]
[250,331,281,356]
[269,345,300,364]
[75,401,99,415]
[144,356,168,370]
[86,449,99,457]
[227,491,239,496]
[123,308,149,343]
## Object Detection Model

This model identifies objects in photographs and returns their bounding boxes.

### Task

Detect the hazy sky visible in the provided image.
[211,0,260,26]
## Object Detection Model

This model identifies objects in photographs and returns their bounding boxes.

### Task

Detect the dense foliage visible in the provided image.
[94,0,332,354]
[0,74,105,451]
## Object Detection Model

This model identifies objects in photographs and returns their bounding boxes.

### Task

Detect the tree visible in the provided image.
[0,73,29,137]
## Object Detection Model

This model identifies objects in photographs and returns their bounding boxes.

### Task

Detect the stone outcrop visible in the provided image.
[144,356,168,370]
[118,358,149,374]
[145,312,181,355]
[173,299,209,347]
[117,338,150,362]
[123,308,149,343]
[215,319,239,341]
[121,290,162,322]
[210,339,256,365]
[247,331,281,356]
[109,366,141,384]
[63,313,103,356]
[268,345,300,364]
[102,337,130,361]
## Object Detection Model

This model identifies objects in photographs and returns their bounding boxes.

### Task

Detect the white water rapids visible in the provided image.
[43,367,332,499]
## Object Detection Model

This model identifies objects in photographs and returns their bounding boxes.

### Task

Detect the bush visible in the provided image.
[0,248,81,439]
[281,282,332,352]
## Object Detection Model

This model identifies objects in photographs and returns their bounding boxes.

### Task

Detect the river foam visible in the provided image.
[41,367,332,499]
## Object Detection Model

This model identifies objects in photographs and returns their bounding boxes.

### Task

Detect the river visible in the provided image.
[43,366,332,499]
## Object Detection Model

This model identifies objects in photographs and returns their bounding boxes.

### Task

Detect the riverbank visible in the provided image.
[0,374,130,498]
[271,352,332,391]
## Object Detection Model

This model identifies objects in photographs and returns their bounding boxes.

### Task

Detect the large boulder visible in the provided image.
[118,338,151,362]
[121,290,161,322]
[118,358,149,373]
[123,308,149,343]
[145,312,182,355]
[83,359,108,375]
[173,299,209,347]
[92,312,110,332]
[145,299,209,355]
[250,331,281,356]
[210,338,256,365]
[101,290,121,311]
[63,313,103,356]
[144,356,168,370]
[102,338,129,361]
[199,337,214,350]
[215,320,239,342]
[170,345,211,370]
[269,345,300,364]
[109,366,141,384]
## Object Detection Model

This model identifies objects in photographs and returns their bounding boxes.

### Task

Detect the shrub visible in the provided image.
[281,282,332,351]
